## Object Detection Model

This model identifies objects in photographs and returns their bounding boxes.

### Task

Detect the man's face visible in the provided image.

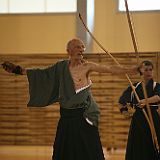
[140,65,153,81]
[67,39,86,61]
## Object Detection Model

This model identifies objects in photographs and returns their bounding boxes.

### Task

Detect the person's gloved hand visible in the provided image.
[2,61,23,75]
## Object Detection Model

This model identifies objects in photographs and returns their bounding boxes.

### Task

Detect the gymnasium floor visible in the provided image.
[0,146,125,160]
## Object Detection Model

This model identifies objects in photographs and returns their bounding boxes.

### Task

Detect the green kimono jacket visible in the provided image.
[27,60,100,126]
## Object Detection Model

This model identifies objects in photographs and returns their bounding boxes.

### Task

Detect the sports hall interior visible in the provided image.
[0,0,160,159]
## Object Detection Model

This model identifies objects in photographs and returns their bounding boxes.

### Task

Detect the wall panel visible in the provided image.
[0,52,159,148]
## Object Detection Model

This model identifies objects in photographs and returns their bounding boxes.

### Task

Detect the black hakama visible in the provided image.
[126,108,160,160]
[52,108,105,160]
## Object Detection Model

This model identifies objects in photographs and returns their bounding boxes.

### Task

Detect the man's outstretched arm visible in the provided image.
[87,62,139,75]
[1,61,26,75]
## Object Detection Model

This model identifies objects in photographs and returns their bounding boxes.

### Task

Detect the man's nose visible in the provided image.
[80,47,86,52]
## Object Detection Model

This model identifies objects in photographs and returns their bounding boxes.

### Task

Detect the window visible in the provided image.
[119,0,160,11]
[0,0,77,14]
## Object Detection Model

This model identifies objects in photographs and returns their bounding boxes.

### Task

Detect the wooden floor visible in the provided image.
[0,146,125,160]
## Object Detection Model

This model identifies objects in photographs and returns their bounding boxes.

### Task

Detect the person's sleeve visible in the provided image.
[27,63,59,107]
[154,83,160,106]
[118,85,132,113]
[154,83,160,96]
[119,85,132,105]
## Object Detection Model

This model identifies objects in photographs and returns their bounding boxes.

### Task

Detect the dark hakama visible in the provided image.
[126,108,160,160]
[52,108,105,160]
[119,79,160,160]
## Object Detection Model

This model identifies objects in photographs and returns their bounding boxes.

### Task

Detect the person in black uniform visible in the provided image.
[119,60,160,160]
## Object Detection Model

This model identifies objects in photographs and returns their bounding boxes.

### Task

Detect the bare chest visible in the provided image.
[69,66,89,90]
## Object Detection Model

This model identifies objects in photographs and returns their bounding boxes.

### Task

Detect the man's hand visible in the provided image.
[138,99,146,108]
[2,61,15,73]
[129,66,140,75]
[1,61,23,75]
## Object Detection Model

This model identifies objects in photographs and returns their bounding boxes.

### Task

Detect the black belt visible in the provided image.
[133,104,158,110]
[60,107,85,118]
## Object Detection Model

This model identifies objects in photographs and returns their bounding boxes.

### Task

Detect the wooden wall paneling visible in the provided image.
[0,52,159,149]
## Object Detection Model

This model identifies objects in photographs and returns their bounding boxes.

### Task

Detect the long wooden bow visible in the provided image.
[124,0,159,154]
[79,13,150,124]
[79,10,158,153]
[79,13,139,97]
[79,11,156,148]
[79,11,156,146]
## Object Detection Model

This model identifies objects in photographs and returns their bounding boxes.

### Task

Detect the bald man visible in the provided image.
[2,38,138,160]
